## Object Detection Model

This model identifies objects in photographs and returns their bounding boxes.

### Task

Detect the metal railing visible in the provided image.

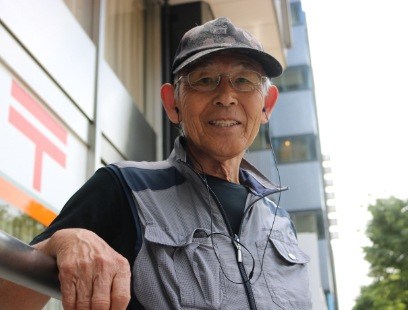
[0,229,61,299]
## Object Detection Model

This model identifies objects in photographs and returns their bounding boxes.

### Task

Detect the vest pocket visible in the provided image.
[143,226,224,309]
[256,236,312,309]
[173,231,224,309]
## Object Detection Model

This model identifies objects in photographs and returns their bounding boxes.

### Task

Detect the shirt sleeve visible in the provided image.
[30,167,137,265]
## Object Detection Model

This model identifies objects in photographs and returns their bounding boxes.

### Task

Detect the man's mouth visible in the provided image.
[209,120,240,127]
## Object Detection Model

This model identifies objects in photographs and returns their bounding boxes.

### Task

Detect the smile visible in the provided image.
[209,120,240,127]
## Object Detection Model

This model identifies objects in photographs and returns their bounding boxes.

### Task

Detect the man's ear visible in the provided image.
[161,83,180,124]
[261,85,279,124]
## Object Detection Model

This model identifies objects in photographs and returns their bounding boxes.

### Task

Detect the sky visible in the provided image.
[301,0,408,309]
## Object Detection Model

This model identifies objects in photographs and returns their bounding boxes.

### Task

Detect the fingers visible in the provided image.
[59,261,131,310]
[109,264,132,309]
[90,273,114,310]
[76,265,94,309]
[91,256,131,310]
[45,229,131,310]
[58,257,93,310]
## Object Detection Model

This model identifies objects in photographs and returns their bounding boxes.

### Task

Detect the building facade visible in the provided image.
[0,0,336,308]
[246,0,337,309]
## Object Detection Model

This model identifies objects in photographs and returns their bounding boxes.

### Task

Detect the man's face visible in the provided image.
[176,53,268,162]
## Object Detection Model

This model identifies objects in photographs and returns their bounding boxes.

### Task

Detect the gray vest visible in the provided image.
[114,138,312,310]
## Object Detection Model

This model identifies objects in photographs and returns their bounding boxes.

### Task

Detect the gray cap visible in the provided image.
[172,17,283,78]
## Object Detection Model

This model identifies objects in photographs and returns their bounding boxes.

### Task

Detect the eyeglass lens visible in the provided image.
[187,70,263,92]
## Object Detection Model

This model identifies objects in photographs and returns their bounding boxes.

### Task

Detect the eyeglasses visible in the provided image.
[175,69,267,92]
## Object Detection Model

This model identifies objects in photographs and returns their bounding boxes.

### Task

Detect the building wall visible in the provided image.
[0,0,159,228]
[246,0,337,308]
[0,3,161,307]
[298,233,328,310]
[0,1,93,225]
[271,90,318,136]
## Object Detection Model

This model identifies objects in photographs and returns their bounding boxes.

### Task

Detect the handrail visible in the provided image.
[0,230,61,299]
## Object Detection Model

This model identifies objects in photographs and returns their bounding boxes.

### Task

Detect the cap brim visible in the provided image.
[172,47,283,78]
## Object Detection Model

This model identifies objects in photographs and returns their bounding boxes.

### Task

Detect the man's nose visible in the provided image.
[214,76,238,107]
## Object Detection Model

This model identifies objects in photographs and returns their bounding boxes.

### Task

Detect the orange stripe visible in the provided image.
[0,176,56,226]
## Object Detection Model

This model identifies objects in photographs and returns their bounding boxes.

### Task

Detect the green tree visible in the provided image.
[354,197,408,310]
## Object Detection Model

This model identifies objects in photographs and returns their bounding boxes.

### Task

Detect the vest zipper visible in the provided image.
[204,181,258,310]
[179,160,258,310]
[233,235,243,262]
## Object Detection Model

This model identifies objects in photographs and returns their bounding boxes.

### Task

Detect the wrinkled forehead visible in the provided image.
[180,51,264,74]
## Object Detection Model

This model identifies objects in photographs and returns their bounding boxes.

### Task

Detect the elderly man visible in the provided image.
[0,17,311,309]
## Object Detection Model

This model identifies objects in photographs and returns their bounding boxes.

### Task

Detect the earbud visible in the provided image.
[262,107,269,122]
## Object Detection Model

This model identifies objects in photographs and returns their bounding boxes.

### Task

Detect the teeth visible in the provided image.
[209,120,239,127]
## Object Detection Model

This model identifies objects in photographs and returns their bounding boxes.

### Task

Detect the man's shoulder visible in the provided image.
[110,159,172,170]
[107,160,186,192]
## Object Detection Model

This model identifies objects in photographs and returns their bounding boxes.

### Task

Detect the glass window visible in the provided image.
[272,134,317,164]
[63,0,95,42]
[290,2,305,26]
[290,211,325,239]
[272,65,312,92]
[63,0,151,112]
[0,203,62,309]
[104,0,146,111]
[249,125,271,151]
[0,203,45,243]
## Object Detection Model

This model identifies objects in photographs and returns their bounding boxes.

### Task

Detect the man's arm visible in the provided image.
[0,228,131,310]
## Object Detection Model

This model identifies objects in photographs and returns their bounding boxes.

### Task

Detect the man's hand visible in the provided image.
[35,228,131,310]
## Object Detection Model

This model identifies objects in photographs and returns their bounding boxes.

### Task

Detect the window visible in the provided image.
[63,0,157,114]
[249,125,271,151]
[104,0,146,111]
[290,2,305,26]
[0,202,62,310]
[63,0,95,42]
[272,65,312,92]
[290,211,325,239]
[0,203,45,243]
[272,134,317,164]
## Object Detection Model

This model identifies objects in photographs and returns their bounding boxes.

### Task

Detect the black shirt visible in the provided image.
[205,174,249,234]
[31,168,137,264]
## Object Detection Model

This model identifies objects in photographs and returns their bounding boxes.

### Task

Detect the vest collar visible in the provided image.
[169,136,287,197]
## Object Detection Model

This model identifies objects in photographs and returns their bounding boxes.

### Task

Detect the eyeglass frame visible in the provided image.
[174,69,270,93]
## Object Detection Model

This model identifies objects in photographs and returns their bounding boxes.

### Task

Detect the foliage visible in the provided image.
[353,197,408,310]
